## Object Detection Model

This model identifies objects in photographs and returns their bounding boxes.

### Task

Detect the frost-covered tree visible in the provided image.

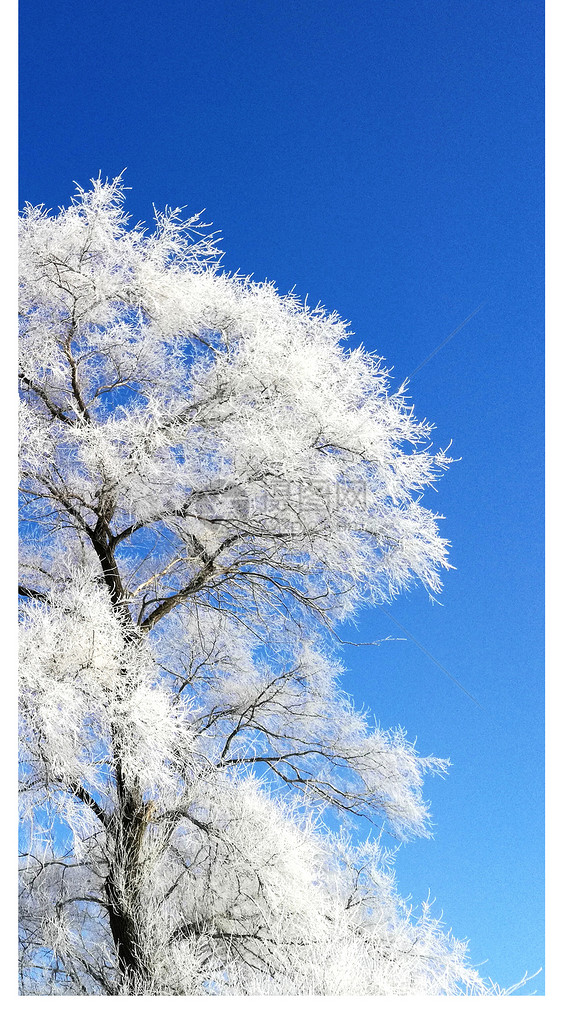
[18,175,506,995]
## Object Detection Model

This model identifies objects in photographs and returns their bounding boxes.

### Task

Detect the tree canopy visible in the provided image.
[18,176,509,995]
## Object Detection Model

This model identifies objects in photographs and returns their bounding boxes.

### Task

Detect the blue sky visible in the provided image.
[19,0,544,993]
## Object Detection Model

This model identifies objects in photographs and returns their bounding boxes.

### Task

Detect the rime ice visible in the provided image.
[18,176,508,995]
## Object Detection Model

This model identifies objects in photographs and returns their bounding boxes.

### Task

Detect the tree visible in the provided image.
[18,175,505,995]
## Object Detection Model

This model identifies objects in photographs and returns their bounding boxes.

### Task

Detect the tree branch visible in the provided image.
[19,372,72,424]
[18,584,48,602]
[139,535,239,631]
[67,782,112,831]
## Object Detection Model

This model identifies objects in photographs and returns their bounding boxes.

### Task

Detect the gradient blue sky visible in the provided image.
[19,0,544,993]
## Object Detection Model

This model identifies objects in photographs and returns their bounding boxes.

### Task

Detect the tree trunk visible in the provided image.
[106,762,153,989]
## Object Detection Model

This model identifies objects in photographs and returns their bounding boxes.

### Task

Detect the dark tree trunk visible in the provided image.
[105,767,154,988]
